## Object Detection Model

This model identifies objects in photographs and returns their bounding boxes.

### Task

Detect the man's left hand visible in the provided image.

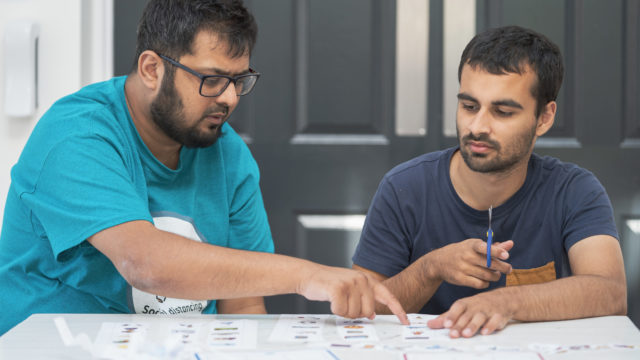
[427,290,513,338]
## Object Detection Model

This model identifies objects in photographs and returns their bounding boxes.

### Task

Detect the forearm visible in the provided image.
[92,221,410,323]
[102,222,318,300]
[375,257,442,314]
[217,297,267,314]
[495,274,627,321]
[429,236,626,338]
[139,241,316,300]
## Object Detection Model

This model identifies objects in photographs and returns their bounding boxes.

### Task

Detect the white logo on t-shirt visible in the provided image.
[130,215,209,315]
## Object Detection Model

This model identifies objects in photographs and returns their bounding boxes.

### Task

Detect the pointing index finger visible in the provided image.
[373,283,409,325]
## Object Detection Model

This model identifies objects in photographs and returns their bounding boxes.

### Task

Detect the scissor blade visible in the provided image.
[488,205,493,228]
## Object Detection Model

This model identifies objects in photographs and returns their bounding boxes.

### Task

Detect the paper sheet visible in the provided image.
[93,322,149,358]
[206,319,258,349]
[91,319,258,358]
[268,315,327,342]
[53,314,640,360]
[335,318,379,342]
[204,348,340,360]
[402,314,450,341]
[403,353,542,360]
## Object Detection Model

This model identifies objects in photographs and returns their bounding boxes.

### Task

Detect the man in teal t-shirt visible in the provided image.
[0,0,408,335]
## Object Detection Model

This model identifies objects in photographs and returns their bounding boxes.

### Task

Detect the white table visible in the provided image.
[1,314,639,359]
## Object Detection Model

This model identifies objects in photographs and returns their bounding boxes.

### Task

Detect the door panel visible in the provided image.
[304,0,380,134]
[247,0,400,314]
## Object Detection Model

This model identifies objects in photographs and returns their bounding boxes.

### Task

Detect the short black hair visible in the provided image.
[133,0,257,72]
[458,25,564,117]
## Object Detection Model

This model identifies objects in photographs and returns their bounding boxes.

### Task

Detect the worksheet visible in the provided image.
[403,353,542,360]
[268,315,327,342]
[335,318,379,342]
[402,313,450,341]
[91,319,259,358]
[93,322,149,358]
[206,319,258,350]
[529,342,640,355]
[54,315,639,360]
[203,348,340,360]
[166,321,203,347]
[407,314,438,325]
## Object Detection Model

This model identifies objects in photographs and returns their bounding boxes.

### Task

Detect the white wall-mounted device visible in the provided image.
[3,20,40,117]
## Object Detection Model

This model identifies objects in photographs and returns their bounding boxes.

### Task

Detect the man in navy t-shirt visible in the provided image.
[352,25,626,338]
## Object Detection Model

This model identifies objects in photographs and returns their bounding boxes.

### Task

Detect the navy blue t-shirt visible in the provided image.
[352,147,618,314]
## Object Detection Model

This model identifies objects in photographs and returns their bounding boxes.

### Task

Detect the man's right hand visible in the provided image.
[424,239,514,289]
[297,264,409,325]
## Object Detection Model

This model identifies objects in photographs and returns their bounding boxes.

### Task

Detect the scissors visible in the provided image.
[486,205,493,268]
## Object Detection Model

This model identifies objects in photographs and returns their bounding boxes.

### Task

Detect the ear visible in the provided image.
[535,101,556,136]
[136,50,164,92]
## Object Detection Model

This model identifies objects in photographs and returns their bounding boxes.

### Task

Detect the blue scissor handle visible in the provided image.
[486,228,493,268]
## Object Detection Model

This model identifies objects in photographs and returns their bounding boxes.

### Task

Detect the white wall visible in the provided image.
[0,0,113,233]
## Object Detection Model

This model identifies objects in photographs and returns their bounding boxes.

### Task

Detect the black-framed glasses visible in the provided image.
[158,54,260,97]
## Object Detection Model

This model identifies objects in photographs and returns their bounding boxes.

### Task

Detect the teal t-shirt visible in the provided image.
[0,76,274,334]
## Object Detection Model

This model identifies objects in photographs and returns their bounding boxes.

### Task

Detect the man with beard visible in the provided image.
[0,0,408,335]
[352,25,626,338]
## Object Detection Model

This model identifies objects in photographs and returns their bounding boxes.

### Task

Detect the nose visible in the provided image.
[466,108,492,136]
[215,82,238,108]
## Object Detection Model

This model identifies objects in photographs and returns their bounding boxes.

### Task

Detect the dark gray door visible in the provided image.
[243,0,427,314]
[115,0,640,324]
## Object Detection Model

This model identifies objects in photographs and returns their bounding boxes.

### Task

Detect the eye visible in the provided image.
[461,102,478,112]
[495,108,514,117]
[202,77,226,88]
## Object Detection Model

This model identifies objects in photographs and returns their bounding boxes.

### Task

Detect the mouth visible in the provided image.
[467,140,493,154]
[203,113,227,128]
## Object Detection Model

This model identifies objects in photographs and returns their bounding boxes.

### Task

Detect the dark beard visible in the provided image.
[150,72,226,148]
[457,123,536,174]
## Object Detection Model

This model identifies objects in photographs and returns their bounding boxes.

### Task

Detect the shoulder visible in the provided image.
[47,76,127,120]
[382,147,453,185]
[36,77,130,141]
[531,153,603,191]
[530,153,613,225]
[14,77,133,183]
